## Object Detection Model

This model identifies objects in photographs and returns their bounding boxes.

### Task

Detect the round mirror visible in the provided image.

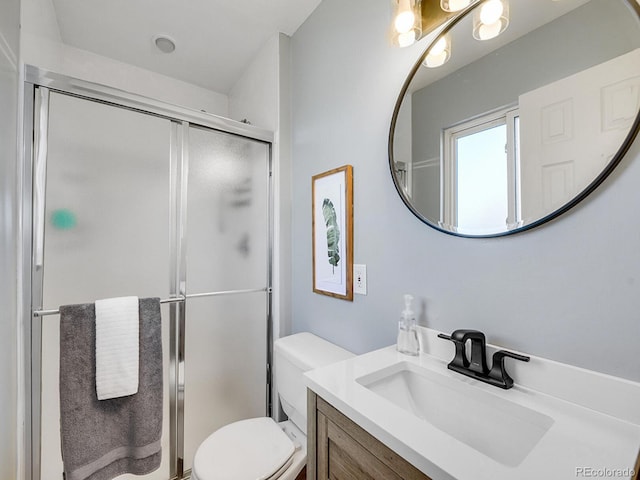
[389,0,640,237]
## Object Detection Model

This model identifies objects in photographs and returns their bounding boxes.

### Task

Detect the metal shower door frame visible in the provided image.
[21,66,274,480]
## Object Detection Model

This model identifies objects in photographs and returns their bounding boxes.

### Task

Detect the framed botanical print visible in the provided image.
[312,165,353,301]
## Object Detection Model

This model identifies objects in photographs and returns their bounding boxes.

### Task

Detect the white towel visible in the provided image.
[95,296,140,400]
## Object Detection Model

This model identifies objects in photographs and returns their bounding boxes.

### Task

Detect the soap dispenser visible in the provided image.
[397,294,420,356]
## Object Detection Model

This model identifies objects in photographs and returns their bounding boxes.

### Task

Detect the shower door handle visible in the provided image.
[33,87,50,270]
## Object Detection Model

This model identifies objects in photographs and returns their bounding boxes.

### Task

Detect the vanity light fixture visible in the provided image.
[423,34,451,67]
[390,0,422,47]
[472,0,509,41]
[392,0,509,67]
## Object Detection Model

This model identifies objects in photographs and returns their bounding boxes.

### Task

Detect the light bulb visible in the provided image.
[395,10,416,33]
[397,30,417,47]
[480,0,504,25]
[394,0,416,34]
[431,37,448,55]
[424,35,450,68]
[478,20,502,40]
[441,0,471,12]
[424,50,449,68]
[472,0,508,40]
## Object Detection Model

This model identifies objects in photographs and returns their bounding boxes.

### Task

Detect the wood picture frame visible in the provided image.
[312,165,353,301]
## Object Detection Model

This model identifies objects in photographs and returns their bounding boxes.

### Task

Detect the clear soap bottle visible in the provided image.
[397,294,420,356]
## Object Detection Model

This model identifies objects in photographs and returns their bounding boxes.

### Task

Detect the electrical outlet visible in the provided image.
[353,264,367,295]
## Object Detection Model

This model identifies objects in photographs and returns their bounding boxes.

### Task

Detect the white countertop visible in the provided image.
[304,336,640,480]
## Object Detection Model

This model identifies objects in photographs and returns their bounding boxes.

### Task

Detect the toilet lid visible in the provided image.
[193,417,296,480]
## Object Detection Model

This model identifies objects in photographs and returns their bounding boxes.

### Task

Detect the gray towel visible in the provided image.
[59,297,163,480]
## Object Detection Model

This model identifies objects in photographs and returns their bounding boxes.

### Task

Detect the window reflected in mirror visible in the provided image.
[440,107,519,234]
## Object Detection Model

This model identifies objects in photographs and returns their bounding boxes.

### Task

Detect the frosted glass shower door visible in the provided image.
[183,126,270,471]
[39,92,173,480]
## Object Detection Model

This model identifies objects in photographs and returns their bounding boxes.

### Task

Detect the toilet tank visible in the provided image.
[274,333,353,434]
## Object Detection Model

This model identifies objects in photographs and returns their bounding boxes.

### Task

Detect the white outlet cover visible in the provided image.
[353,264,367,295]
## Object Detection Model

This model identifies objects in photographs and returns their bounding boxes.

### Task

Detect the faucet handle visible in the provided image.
[450,329,485,343]
[437,333,469,368]
[488,350,530,389]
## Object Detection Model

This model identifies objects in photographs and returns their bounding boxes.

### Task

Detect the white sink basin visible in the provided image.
[356,361,554,467]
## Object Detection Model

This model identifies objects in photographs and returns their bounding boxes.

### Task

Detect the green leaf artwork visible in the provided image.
[322,198,340,272]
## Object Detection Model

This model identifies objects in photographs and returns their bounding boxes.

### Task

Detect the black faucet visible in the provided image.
[437,329,529,389]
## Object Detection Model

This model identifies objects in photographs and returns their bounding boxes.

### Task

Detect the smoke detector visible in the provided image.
[153,35,176,54]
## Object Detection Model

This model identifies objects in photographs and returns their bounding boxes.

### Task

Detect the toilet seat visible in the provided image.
[192,417,296,480]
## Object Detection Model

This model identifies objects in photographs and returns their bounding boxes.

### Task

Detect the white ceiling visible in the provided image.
[51,0,322,94]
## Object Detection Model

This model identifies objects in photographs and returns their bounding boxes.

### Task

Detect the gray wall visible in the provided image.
[291,0,640,381]
[0,0,20,476]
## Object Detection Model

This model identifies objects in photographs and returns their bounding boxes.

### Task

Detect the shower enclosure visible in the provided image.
[22,68,273,480]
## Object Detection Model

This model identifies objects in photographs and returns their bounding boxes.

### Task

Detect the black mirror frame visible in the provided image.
[388,0,640,238]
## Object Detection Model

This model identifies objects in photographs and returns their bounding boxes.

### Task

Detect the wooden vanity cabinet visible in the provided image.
[307,390,431,480]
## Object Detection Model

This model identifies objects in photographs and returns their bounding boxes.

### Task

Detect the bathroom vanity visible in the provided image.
[305,328,640,480]
[308,391,430,480]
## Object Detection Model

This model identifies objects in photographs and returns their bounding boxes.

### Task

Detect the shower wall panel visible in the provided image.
[40,92,172,480]
[183,126,270,471]
[185,126,269,292]
[182,293,268,471]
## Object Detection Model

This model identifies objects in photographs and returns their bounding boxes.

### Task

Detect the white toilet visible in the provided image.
[191,332,354,480]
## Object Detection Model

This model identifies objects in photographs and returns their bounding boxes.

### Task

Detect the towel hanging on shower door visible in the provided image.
[95,296,140,400]
[59,297,163,480]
